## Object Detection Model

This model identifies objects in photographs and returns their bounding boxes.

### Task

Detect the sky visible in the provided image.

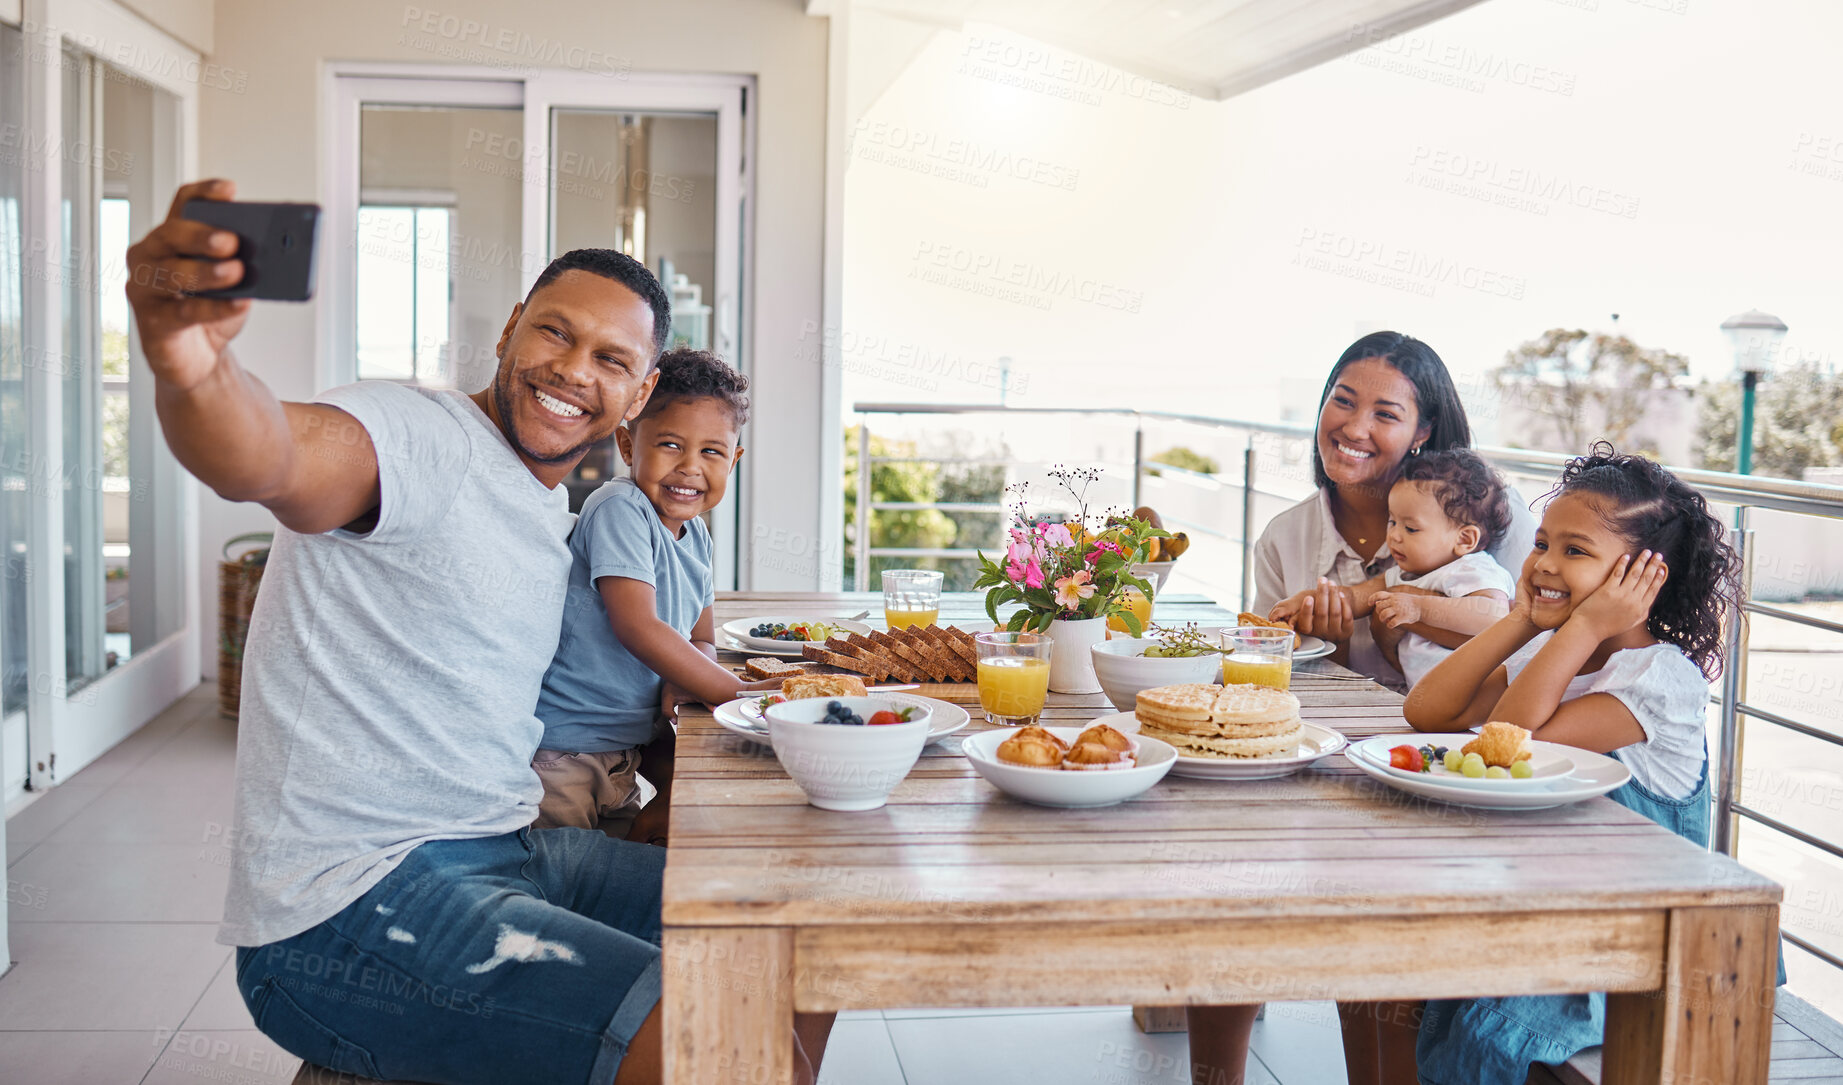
[838,0,1843,449]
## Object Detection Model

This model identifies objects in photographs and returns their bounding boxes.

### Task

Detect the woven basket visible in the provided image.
[217,532,272,719]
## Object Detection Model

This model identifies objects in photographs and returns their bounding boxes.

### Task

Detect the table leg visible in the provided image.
[663,927,795,1084]
[1602,904,1778,1085]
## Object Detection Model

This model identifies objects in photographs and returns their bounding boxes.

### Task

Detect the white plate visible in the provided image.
[1342,740,1631,810]
[1096,710,1349,780]
[1291,634,1333,662]
[721,615,874,655]
[1351,735,1575,790]
[962,725,1176,808]
[712,694,970,747]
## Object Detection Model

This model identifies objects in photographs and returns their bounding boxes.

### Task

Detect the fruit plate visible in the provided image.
[962,725,1176,808]
[713,694,969,747]
[1097,710,1349,780]
[1342,741,1631,810]
[1351,735,1575,790]
[721,615,874,656]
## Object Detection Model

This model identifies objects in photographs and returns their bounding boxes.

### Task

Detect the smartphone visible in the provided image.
[180,199,320,302]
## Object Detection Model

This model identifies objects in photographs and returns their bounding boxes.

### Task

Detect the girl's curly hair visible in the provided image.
[1549,442,1740,679]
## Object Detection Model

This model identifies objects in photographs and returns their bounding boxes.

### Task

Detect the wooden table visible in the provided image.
[664,592,1783,1084]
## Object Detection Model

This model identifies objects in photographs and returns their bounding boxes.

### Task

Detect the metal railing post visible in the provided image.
[1241,439,1258,612]
[1131,418,1144,511]
[854,420,871,592]
[1715,508,1753,857]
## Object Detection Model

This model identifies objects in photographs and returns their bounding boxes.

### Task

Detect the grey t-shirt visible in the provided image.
[216,382,574,948]
[535,477,716,753]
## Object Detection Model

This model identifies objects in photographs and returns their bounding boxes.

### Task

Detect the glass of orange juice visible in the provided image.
[1219,626,1294,690]
[882,569,943,630]
[974,631,1053,725]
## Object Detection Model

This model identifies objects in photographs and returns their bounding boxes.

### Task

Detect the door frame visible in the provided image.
[11,0,201,795]
[320,64,756,589]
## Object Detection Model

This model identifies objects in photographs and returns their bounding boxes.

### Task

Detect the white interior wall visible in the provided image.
[195,0,830,676]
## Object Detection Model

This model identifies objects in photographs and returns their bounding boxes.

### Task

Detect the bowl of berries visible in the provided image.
[762,697,932,811]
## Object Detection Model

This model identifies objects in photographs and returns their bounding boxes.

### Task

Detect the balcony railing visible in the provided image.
[852,401,1843,988]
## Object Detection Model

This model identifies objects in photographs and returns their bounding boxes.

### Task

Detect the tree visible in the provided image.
[1145,446,1219,478]
[842,431,956,589]
[1696,361,1843,479]
[1491,329,1688,453]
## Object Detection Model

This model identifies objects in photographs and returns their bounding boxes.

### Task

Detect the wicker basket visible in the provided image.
[217,532,272,719]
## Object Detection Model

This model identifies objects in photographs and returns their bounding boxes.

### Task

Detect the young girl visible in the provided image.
[1398,443,1763,1085]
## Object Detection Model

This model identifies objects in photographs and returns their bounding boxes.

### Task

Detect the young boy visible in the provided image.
[1272,449,1517,688]
[532,349,777,842]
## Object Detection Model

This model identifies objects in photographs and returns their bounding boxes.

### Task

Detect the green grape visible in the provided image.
[1461,759,1486,779]
[1510,760,1534,779]
[1142,646,1167,658]
[1443,750,1464,773]
[1486,766,1510,779]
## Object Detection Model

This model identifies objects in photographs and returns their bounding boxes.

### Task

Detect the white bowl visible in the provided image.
[1090,637,1222,712]
[764,696,931,811]
[962,725,1176,808]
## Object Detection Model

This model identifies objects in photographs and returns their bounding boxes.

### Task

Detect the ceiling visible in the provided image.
[810,0,1490,101]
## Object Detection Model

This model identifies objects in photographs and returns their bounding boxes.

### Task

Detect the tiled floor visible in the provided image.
[0,684,1354,1084]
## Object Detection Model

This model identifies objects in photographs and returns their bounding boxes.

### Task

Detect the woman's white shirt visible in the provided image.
[1503,632,1711,800]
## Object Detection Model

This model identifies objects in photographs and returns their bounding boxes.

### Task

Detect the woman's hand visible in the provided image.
[1570,550,1667,642]
[1370,591,1422,630]
[1293,578,1355,642]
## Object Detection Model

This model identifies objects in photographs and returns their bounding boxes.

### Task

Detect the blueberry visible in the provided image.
[827,701,843,712]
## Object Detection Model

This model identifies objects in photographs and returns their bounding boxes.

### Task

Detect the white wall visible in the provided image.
[194,0,830,674]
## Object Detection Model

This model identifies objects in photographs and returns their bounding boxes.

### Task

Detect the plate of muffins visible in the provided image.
[1128,683,1348,780]
[962,723,1177,808]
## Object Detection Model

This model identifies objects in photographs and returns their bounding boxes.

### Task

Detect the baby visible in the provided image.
[1273,449,1516,687]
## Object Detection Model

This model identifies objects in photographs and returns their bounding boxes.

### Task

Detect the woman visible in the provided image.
[1252,330,1535,688]
[1188,331,1536,1085]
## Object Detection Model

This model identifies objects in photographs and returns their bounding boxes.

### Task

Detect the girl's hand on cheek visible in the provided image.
[1509,567,1546,629]
[1571,550,1667,640]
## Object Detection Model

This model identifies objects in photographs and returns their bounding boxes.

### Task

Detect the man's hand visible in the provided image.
[125,179,251,391]
[1570,551,1667,641]
[1371,591,1423,630]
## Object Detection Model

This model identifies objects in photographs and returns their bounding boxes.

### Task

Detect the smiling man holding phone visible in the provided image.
[125,179,827,1085]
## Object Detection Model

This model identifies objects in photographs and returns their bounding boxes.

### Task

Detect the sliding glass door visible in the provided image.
[7,3,199,798]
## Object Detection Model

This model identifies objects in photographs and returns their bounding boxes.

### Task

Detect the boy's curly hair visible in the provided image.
[1397,449,1511,552]
[633,348,750,428]
[1550,441,1741,679]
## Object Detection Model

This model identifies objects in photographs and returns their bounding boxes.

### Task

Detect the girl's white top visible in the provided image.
[1504,631,1711,799]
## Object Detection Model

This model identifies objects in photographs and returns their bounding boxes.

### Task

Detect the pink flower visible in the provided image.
[1053,569,1095,609]
[1005,537,1033,566]
[1039,522,1074,549]
[1023,559,1046,590]
[1005,559,1028,585]
[1085,540,1123,565]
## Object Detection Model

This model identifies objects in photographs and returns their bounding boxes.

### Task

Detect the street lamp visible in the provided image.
[1720,310,1788,475]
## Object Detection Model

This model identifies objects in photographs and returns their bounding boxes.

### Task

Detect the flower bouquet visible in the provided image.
[972,466,1168,636]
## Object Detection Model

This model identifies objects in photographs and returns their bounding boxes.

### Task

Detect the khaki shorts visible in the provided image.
[531,748,657,840]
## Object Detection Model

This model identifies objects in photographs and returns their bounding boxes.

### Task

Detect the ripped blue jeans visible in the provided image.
[235,827,664,1085]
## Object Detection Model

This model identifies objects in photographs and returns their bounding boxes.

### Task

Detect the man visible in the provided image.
[127,179,827,1084]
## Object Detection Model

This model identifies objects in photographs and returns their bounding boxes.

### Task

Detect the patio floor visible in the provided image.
[5,685,1841,1084]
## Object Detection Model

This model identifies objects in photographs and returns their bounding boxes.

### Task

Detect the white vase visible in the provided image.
[1047,617,1107,694]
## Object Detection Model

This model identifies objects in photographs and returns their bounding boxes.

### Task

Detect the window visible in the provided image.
[356,204,454,383]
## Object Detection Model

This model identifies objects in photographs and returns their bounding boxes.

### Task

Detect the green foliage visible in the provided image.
[842,430,955,588]
[1145,446,1220,478]
[1492,329,1688,453]
[1696,362,1843,478]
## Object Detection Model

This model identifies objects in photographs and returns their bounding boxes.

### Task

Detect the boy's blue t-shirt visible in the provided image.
[536,477,715,752]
